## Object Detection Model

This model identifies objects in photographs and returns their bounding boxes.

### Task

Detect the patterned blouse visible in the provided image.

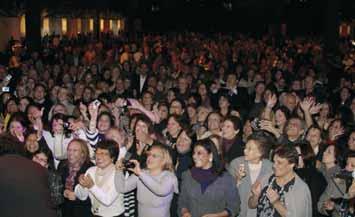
[256,175,295,217]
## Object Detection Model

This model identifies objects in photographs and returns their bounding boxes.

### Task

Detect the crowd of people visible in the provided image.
[0,31,354,217]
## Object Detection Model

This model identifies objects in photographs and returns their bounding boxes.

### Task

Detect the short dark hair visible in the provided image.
[274,145,299,167]
[247,132,272,159]
[194,139,224,176]
[96,140,119,163]
[0,133,24,156]
[224,115,242,131]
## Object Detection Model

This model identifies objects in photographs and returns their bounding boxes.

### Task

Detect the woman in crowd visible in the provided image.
[221,115,244,164]
[228,133,273,217]
[32,148,64,217]
[115,144,179,217]
[57,139,94,217]
[75,140,125,217]
[178,139,240,217]
[249,145,312,217]
[6,111,29,143]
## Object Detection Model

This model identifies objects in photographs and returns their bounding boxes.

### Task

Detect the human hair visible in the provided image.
[295,141,316,168]
[134,114,155,135]
[7,112,29,132]
[0,133,24,156]
[275,106,291,120]
[273,145,299,167]
[68,139,91,165]
[149,144,175,172]
[194,139,224,176]
[96,139,119,163]
[33,147,55,171]
[50,113,71,138]
[97,111,115,127]
[224,115,242,131]
[247,132,272,159]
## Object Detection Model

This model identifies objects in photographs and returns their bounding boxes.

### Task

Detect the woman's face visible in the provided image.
[193,145,212,169]
[320,104,330,117]
[67,141,84,165]
[347,132,355,151]
[273,154,294,177]
[198,84,207,96]
[322,145,336,164]
[146,147,165,171]
[95,148,113,169]
[244,140,262,162]
[25,133,39,153]
[142,93,153,107]
[207,113,221,131]
[176,131,192,154]
[98,115,111,132]
[222,120,238,139]
[167,117,181,137]
[187,106,197,120]
[170,101,183,115]
[158,105,169,120]
[53,105,67,116]
[33,153,49,168]
[52,118,64,134]
[275,109,287,127]
[306,128,321,147]
[167,90,176,103]
[135,120,149,135]
[218,96,229,109]
[6,100,18,114]
[19,98,30,112]
[9,121,25,137]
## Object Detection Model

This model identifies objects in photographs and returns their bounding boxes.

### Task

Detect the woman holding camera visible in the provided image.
[115,144,178,217]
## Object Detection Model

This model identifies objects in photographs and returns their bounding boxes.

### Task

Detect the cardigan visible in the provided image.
[178,170,240,217]
[115,170,178,217]
[227,157,273,217]
[75,166,125,217]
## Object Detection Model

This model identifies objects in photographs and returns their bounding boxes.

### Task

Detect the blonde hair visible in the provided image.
[68,139,90,164]
[151,144,174,172]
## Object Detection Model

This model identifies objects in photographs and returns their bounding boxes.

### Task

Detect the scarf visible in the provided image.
[191,167,218,193]
[65,163,81,190]
[92,164,116,214]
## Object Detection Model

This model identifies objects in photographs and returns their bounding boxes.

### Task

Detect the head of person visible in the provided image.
[275,106,290,128]
[7,112,28,139]
[0,134,23,156]
[26,103,42,125]
[50,113,69,135]
[167,88,178,103]
[105,127,126,148]
[218,94,230,109]
[4,97,19,115]
[176,128,194,154]
[244,133,271,163]
[32,148,55,170]
[283,93,297,113]
[134,114,154,138]
[284,117,305,140]
[348,131,355,151]
[273,145,298,178]
[222,116,241,140]
[328,119,346,140]
[19,97,33,113]
[305,126,323,148]
[320,102,332,118]
[48,103,68,121]
[67,139,90,166]
[97,111,115,133]
[169,98,185,116]
[167,115,184,138]
[193,139,224,175]
[295,142,316,169]
[345,152,355,172]
[33,83,47,102]
[95,140,119,169]
[146,144,174,172]
[196,106,211,123]
[322,145,341,165]
[207,112,222,132]
[25,130,40,154]
[157,102,169,121]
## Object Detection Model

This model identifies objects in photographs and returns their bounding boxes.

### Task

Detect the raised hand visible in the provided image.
[266,93,278,109]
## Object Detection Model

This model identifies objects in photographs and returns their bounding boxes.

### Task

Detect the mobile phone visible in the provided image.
[2,87,10,92]
[93,99,101,107]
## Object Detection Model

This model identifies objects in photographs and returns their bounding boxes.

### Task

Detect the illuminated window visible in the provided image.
[20,15,26,36]
[89,19,94,32]
[109,19,113,30]
[77,19,82,33]
[43,17,50,34]
[100,19,104,32]
[62,18,67,34]
[117,19,121,31]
